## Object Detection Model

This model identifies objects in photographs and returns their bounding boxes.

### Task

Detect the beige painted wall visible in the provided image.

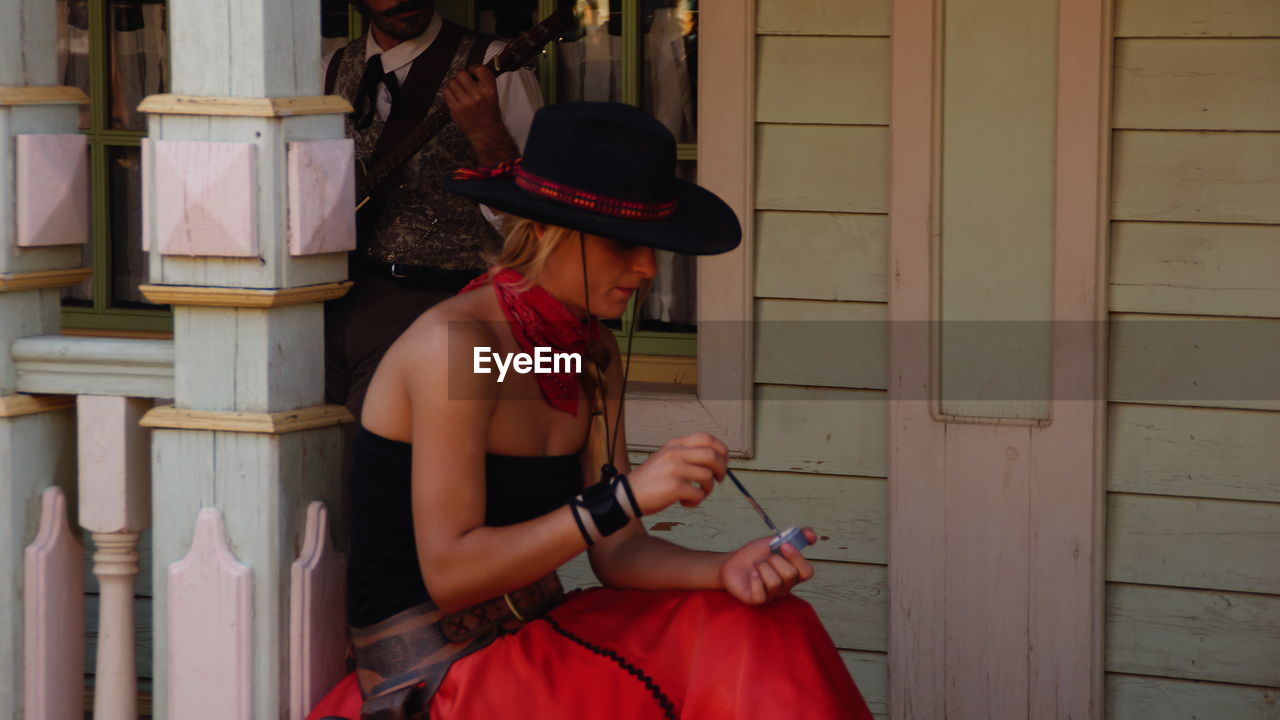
[567,1,894,716]
[751,0,892,715]
[1105,1,1280,716]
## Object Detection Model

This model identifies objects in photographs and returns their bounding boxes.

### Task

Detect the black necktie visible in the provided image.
[351,54,402,130]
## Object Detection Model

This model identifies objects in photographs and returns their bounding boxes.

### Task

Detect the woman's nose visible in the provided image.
[633,246,657,278]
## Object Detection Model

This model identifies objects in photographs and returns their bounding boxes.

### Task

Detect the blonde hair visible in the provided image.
[490,217,616,481]
[486,217,577,284]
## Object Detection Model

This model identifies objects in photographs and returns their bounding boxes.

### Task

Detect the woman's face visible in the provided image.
[540,228,657,319]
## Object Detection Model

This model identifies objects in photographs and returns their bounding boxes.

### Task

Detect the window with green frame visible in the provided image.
[58,0,699,361]
[56,0,172,333]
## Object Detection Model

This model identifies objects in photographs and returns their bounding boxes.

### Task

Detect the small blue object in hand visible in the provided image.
[726,470,809,556]
[769,526,810,555]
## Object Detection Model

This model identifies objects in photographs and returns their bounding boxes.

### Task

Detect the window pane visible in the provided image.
[639,250,695,331]
[638,159,696,332]
[57,0,92,129]
[107,145,160,309]
[641,0,696,143]
[321,0,352,59]
[476,0,538,37]
[557,0,623,103]
[108,0,167,131]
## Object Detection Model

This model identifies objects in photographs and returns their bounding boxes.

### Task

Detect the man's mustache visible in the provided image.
[383,1,429,17]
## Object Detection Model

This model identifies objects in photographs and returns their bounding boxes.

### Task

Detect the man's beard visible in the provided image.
[368,1,434,40]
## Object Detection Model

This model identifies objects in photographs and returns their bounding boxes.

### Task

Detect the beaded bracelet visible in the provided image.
[570,474,642,546]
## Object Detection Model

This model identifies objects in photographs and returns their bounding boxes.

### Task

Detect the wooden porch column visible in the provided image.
[0,0,89,717]
[141,1,354,717]
[888,0,1111,717]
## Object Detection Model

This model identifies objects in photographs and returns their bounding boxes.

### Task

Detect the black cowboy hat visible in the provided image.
[446,102,741,256]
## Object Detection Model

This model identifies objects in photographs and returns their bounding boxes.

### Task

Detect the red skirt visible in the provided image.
[306,588,873,720]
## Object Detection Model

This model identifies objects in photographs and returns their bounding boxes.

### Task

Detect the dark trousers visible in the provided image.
[324,269,454,424]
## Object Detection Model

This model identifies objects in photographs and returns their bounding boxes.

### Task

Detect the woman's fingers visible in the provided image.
[672,445,727,480]
[676,464,715,503]
[674,476,708,507]
[766,552,801,589]
[779,541,815,582]
[632,434,733,512]
[754,557,784,599]
[748,568,767,604]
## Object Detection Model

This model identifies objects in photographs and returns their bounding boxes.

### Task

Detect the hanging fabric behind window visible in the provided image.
[110,1,168,130]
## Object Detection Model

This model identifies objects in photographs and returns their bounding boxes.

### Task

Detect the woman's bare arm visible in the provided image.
[405,317,770,610]
[406,319,591,612]
[584,330,731,591]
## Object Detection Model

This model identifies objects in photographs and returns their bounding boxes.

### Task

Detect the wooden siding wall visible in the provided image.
[561,1,892,716]
[751,0,891,715]
[1106,0,1280,716]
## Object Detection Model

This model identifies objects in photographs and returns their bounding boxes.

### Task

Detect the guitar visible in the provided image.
[354,6,576,211]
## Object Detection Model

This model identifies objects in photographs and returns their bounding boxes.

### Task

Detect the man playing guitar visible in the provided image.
[324,0,544,421]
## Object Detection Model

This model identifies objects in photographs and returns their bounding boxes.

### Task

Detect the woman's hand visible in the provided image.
[627,432,728,514]
[719,529,818,605]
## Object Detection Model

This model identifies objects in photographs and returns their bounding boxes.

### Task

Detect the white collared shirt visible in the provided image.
[326,12,542,152]
[323,13,543,229]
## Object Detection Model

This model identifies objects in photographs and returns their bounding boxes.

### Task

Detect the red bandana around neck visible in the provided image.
[460,268,599,416]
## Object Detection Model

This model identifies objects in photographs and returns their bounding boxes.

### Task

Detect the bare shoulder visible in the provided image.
[391,291,501,361]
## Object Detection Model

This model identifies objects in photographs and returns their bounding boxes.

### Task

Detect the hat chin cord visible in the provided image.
[579,231,638,483]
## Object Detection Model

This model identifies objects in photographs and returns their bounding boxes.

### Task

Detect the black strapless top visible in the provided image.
[347,427,583,628]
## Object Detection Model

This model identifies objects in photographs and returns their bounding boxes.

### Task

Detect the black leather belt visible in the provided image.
[360,262,482,293]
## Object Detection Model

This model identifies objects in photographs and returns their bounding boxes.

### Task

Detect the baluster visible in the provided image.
[90,532,142,720]
[77,396,151,720]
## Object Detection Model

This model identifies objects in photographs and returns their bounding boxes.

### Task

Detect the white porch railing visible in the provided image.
[10,345,352,720]
[3,0,356,717]
[12,336,174,399]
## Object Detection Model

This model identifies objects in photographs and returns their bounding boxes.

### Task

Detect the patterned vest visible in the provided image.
[331,25,502,270]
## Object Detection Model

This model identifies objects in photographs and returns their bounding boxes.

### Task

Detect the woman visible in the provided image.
[308,103,872,720]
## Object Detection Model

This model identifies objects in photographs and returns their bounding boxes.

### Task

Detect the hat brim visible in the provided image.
[446,175,742,256]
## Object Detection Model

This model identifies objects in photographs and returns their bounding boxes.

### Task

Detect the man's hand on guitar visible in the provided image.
[443,65,520,167]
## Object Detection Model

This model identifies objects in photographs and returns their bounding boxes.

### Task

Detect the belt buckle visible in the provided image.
[389,263,408,279]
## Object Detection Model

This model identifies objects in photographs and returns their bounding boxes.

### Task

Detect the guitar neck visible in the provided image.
[356,56,518,201]
[360,98,462,199]
[356,8,571,205]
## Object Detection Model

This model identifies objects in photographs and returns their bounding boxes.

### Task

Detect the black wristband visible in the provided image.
[580,479,631,537]
[614,474,642,518]
[568,499,595,547]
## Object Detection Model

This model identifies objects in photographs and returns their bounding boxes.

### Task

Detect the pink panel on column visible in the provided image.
[16,133,89,247]
[289,501,348,720]
[23,487,85,720]
[142,139,152,252]
[287,139,356,256]
[153,140,258,257]
[168,508,252,720]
